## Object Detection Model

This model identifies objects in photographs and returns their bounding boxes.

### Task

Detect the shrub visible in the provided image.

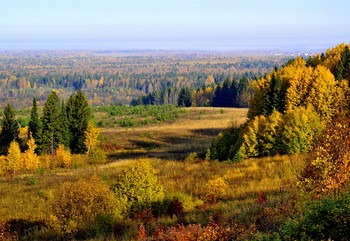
[300,114,350,196]
[51,175,114,236]
[281,192,350,240]
[205,177,228,202]
[167,198,184,217]
[114,159,164,216]
[54,145,72,168]
[87,147,107,164]
[208,127,242,162]
[184,152,199,163]
[165,192,203,212]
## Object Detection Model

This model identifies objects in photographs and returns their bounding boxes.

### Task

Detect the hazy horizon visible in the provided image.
[1,0,349,51]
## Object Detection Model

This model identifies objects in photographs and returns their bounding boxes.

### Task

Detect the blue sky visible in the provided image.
[1,0,349,50]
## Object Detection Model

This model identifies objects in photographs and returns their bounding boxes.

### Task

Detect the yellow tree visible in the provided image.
[22,134,40,171]
[84,123,100,154]
[305,65,338,121]
[248,75,271,119]
[7,141,22,174]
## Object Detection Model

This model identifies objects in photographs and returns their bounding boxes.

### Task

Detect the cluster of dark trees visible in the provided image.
[131,76,251,108]
[0,90,91,155]
[130,87,181,106]
[211,76,251,107]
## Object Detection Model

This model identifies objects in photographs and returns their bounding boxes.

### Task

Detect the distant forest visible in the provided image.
[0,50,292,108]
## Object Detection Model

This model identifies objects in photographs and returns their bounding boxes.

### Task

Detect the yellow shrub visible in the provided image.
[55,145,72,168]
[51,175,114,235]
[205,177,228,202]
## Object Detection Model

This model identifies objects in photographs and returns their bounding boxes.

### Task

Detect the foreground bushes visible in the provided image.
[114,159,164,217]
[281,192,350,240]
[50,175,114,236]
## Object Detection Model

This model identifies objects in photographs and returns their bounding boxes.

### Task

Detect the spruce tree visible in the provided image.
[0,103,21,155]
[28,97,41,140]
[41,91,62,154]
[66,90,91,154]
[60,101,70,148]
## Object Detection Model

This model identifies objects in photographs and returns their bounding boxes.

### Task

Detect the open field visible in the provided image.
[0,107,308,240]
[100,107,248,161]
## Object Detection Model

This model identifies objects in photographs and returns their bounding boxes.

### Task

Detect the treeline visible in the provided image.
[131,75,252,108]
[209,43,350,161]
[0,51,291,108]
[0,90,92,156]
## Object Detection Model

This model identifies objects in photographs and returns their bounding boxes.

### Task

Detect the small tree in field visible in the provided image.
[7,141,22,174]
[84,122,100,154]
[22,134,40,171]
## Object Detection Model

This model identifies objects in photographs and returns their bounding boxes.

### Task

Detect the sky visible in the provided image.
[0,0,349,50]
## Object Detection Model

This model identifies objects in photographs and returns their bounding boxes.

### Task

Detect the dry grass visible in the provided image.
[0,107,308,239]
[101,107,248,161]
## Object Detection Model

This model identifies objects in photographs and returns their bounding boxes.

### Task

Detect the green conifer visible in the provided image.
[0,103,21,154]
[41,91,62,154]
[66,90,91,154]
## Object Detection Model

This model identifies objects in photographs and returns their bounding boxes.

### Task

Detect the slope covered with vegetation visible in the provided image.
[0,44,349,240]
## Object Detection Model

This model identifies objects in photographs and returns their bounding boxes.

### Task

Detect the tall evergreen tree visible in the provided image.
[66,89,91,154]
[41,91,62,154]
[60,101,70,148]
[28,97,41,140]
[335,46,350,81]
[0,103,21,155]
[262,72,284,116]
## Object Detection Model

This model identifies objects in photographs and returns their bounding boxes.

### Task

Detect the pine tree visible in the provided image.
[41,91,62,154]
[0,103,21,155]
[66,90,91,154]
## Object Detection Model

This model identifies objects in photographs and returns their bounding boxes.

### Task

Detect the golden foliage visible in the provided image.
[55,145,72,168]
[84,122,100,153]
[51,175,114,235]
[19,126,28,136]
[205,177,228,202]
[7,141,22,173]
[22,135,40,171]
[248,74,270,119]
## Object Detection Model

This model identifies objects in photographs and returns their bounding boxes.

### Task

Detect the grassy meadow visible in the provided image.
[0,107,308,240]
